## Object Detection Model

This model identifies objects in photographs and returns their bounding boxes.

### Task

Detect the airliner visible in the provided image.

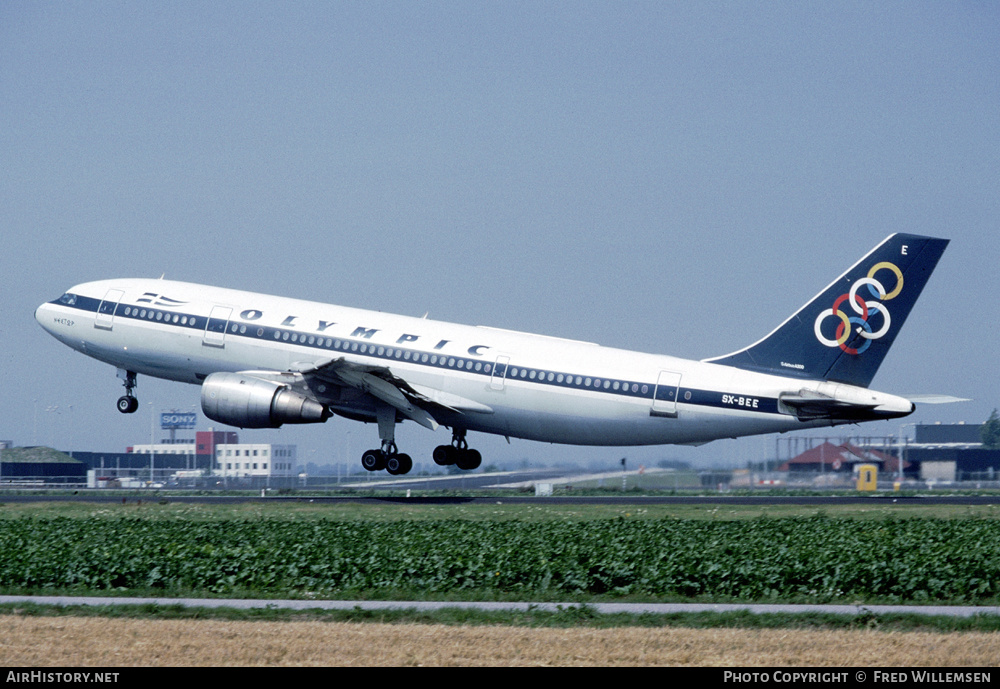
[35,234,950,475]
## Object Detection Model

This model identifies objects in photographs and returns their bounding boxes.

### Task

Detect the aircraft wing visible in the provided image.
[287,358,493,430]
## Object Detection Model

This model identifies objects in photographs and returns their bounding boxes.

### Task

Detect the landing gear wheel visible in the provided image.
[116,370,139,414]
[435,429,482,470]
[455,448,482,471]
[117,396,139,414]
[433,445,456,466]
[361,408,414,474]
[386,453,412,475]
[361,449,386,471]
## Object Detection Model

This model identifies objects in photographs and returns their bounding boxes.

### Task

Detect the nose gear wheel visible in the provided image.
[116,370,139,414]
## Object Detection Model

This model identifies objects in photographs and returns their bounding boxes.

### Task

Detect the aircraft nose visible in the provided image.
[35,302,51,331]
[35,300,60,336]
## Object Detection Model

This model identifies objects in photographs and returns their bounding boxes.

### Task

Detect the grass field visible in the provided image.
[2,496,998,521]
[1,499,998,605]
[2,498,998,666]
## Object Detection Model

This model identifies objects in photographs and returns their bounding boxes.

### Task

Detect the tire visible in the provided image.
[361,449,386,471]
[433,445,455,466]
[456,448,482,471]
[388,453,413,475]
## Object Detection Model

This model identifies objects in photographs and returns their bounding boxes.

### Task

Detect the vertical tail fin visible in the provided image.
[704,234,949,387]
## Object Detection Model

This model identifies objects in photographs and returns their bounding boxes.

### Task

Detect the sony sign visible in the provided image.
[161,412,197,429]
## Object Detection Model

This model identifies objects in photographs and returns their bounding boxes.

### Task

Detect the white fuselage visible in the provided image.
[35,278,915,447]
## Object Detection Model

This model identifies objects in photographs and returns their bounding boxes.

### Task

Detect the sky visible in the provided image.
[3,1,998,472]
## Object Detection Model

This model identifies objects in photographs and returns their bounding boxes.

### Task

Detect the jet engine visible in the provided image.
[201,372,330,429]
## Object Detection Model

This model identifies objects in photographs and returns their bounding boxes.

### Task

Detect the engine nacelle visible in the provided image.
[201,372,330,429]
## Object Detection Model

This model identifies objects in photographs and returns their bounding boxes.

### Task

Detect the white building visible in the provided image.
[128,441,297,479]
[215,443,297,479]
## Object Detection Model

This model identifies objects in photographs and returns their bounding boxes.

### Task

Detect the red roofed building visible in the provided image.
[779,441,907,474]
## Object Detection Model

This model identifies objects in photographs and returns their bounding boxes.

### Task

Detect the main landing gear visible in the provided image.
[361,442,413,475]
[433,428,482,471]
[358,406,482,475]
[116,369,139,414]
[360,403,413,475]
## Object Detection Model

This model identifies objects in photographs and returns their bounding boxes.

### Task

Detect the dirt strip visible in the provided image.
[1,616,998,666]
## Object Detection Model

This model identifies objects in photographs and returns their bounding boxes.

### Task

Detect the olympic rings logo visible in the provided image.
[813,262,904,355]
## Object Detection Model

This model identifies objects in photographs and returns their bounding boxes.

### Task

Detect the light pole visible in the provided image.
[149,402,155,485]
[897,422,918,483]
[44,406,59,450]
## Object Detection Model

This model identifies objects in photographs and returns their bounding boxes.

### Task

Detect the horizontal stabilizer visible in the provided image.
[902,394,972,404]
[779,390,877,420]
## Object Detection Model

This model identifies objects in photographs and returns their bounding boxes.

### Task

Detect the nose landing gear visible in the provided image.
[116,369,139,414]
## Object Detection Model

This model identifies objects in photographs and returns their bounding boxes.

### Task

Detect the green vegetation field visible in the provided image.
[1,499,998,607]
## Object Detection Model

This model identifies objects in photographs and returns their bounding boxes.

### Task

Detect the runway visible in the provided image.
[1,492,998,506]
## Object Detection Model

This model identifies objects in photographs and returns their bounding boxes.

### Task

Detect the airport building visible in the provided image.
[2,408,300,486]
[778,441,904,475]
[778,423,1000,483]
[128,431,298,480]
[65,428,299,487]
[897,423,1000,482]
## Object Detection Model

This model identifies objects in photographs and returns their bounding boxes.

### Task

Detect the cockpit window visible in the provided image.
[58,293,77,306]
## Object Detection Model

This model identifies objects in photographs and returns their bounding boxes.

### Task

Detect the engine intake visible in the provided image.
[201,372,330,429]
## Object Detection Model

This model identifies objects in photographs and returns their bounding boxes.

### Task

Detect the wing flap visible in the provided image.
[297,357,447,431]
[408,383,494,415]
[333,367,439,430]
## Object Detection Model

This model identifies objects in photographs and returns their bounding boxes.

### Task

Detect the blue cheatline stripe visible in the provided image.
[50,294,784,415]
